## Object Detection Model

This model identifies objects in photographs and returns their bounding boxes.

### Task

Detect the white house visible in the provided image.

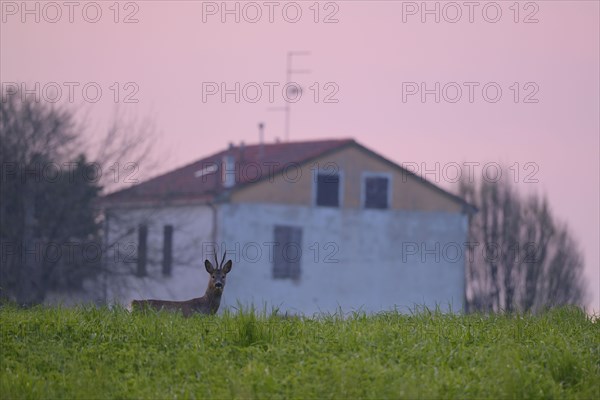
[100,139,474,315]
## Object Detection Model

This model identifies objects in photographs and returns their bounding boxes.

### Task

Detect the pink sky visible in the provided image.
[2,0,598,312]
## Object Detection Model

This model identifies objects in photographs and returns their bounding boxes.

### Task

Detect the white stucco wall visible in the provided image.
[218,203,468,315]
[50,202,467,315]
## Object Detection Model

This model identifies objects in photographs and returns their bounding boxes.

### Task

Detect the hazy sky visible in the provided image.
[2,0,598,312]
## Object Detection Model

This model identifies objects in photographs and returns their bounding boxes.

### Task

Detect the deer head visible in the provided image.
[204,250,232,294]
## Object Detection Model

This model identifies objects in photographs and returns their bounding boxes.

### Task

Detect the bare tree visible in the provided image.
[460,172,586,313]
[0,86,160,305]
[90,107,158,194]
[0,87,101,304]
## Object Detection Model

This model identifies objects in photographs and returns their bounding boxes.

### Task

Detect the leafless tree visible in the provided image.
[0,86,161,305]
[459,172,586,313]
[1,87,93,304]
[90,107,158,194]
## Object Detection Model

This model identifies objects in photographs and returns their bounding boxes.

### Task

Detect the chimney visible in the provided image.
[222,142,236,189]
[222,154,235,188]
[240,141,245,164]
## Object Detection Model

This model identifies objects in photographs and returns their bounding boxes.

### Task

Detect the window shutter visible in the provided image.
[162,225,173,276]
[365,176,389,209]
[316,173,340,207]
[289,227,302,280]
[273,225,303,280]
[136,225,148,277]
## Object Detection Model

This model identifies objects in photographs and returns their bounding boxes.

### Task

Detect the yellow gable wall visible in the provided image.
[230,145,462,213]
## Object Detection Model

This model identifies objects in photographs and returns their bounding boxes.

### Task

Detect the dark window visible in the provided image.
[364,176,389,209]
[162,225,173,276]
[273,225,302,280]
[316,173,340,207]
[136,225,148,277]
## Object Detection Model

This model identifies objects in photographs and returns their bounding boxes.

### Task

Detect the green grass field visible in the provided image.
[1,305,598,399]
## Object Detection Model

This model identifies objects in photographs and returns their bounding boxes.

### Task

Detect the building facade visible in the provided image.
[100,139,473,314]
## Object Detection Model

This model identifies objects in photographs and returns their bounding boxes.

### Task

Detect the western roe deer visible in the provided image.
[131,251,232,317]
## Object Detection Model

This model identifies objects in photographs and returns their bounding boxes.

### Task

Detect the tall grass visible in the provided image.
[1,304,598,399]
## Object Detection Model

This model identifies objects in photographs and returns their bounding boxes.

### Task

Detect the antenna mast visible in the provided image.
[269,51,311,142]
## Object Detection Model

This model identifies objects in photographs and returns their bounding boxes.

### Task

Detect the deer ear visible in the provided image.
[222,260,232,274]
[204,260,214,273]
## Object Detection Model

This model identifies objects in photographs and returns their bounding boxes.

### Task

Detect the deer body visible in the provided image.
[131,252,232,317]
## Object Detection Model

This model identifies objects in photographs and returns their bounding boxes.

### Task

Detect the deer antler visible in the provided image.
[220,251,227,269]
[214,250,219,268]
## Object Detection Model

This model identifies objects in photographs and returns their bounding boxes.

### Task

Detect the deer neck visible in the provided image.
[203,284,223,309]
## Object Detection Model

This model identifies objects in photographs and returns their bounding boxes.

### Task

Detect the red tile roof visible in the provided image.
[103,138,474,212]
[104,138,355,205]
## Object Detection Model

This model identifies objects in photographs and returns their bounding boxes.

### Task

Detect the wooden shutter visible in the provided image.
[162,225,173,276]
[273,225,302,280]
[316,173,340,207]
[136,225,148,277]
[365,176,389,209]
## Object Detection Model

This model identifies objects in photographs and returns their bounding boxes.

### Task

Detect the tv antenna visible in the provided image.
[268,51,311,142]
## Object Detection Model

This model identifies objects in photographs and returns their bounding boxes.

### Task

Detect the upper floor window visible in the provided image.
[315,172,340,207]
[362,174,391,209]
